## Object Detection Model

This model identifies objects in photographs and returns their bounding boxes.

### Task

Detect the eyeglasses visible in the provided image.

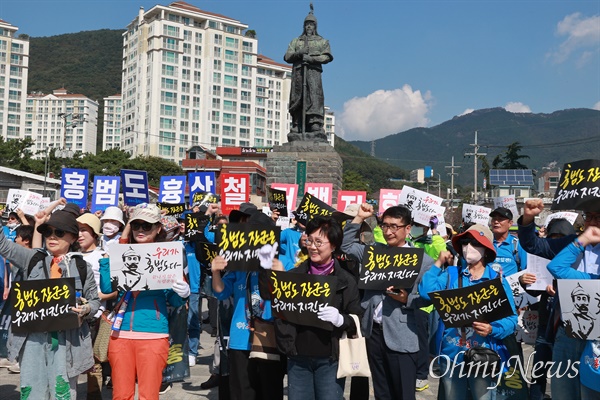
[583,213,600,223]
[41,227,67,238]
[379,223,408,233]
[303,239,330,248]
[130,221,155,232]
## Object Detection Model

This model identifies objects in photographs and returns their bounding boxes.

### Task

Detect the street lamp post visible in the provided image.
[57,112,82,158]
[438,173,441,197]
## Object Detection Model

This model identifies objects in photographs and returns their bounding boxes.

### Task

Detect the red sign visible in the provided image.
[220,173,250,215]
[378,189,403,213]
[305,183,333,206]
[271,183,298,211]
[337,191,367,211]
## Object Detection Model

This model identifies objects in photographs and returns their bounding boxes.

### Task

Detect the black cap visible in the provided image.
[229,202,258,223]
[490,207,513,221]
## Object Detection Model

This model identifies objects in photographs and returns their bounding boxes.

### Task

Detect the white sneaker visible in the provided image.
[8,363,20,374]
[188,355,196,367]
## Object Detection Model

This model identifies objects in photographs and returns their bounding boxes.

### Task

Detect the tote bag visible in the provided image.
[337,314,371,378]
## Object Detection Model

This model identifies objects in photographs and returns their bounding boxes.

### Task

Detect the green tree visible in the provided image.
[501,142,529,169]
[343,170,370,192]
[0,137,37,172]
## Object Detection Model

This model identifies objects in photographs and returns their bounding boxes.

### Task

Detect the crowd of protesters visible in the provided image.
[0,192,599,400]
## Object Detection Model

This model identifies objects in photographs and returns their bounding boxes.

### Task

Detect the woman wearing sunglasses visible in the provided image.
[99,203,190,399]
[419,224,517,400]
[0,203,100,399]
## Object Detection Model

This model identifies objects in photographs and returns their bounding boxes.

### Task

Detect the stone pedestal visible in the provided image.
[266,141,343,205]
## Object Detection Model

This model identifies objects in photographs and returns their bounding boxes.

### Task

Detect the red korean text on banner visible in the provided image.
[379,189,402,213]
[306,183,333,206]
[221,173,250,215]
[337,191,366,212]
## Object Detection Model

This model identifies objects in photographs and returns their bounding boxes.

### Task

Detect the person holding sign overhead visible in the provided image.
[99,203,190,399]
[272,216,363,400]
[420,224,517,400]
[0,203,100,400]
[342,204,435,399]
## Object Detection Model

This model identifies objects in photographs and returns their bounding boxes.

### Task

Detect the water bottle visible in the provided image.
[112,292,131,331]
[75,290,82,306]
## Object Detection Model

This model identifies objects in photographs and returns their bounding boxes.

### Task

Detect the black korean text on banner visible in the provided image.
[216,223,280,271]
[10,278,79,333]
[268,187,288,217]
[266,270,337,331]
[184,212,210,242]
[157,202,186,216]
[552,159,600,212]
[429,277,514,328]
[358,246,424,290]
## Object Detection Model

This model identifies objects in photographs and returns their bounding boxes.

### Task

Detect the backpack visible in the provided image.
[27,250,88,284]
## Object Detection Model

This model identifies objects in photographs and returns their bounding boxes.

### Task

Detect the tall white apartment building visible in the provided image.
[325,107,336,146]
[0,19,29,142]
[118,1,295,164]
[103,94,122,150]
[26,88,98,157]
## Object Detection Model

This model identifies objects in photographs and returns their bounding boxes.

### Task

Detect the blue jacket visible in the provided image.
[213,271,273,351]
[489,235,528,277]
[419,262,518,363]
[279,227,302,271]
[184,241,201,293]
[99,258,186,334]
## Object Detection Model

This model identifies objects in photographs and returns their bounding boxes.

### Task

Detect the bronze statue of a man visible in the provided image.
[284,4,333,143]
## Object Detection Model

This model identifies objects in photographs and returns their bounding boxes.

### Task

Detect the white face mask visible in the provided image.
[6,223,18,229]
[102,222,120,237]
[462,243,486,265]
[411,226,425,239]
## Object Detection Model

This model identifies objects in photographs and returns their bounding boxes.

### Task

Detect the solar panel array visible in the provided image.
[489,169,534,186]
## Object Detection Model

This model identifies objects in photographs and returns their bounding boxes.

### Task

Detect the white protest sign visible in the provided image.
[525,254,554,291]
[462,204,491,226]
[276,216,291,230]
[515,309,538,344]
[558,279,600,340]
[17,191,43,216]
[399,186,447,236]
[5,189,27,213]
[107,242,184,291]
[505,270,540,308]
[493,195,519,222]
[544,211,578,227]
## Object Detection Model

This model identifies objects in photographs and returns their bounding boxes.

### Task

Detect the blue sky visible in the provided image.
[1,0,599,141]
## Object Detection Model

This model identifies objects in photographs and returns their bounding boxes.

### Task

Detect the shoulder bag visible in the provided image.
[337,314,371,378]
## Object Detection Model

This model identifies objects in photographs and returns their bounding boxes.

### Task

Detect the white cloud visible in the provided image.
[504,102,532,113]
[593,101,600,110]
[458,108,474,117]
[337,85,432,141]
[547,13,600,65]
